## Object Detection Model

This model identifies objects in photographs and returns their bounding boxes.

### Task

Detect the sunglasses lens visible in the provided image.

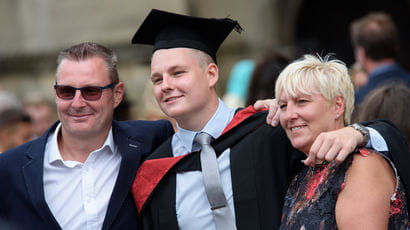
[54,83,113,101]
[82,87,102,100]
[56,86,75,100]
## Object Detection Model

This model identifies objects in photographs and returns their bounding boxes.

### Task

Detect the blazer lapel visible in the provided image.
[22,125,62,229]
[102,123,143,230]
[141,141,180,230]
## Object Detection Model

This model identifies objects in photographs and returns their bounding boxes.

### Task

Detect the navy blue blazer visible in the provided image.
[355,64,410,104]
[0,119,174,230]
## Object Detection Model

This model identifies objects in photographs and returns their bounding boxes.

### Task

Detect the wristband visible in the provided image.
[349,123,370,147]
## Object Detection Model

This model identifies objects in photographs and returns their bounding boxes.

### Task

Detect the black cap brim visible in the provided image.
[131,9,242,62]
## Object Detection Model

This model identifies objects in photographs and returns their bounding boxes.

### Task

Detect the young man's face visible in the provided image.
[150,48,218,124]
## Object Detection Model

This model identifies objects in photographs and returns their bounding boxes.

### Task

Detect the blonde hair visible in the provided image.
[275,54,354,125]
[189,48,215,68]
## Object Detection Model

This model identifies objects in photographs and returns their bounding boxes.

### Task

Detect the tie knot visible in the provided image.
[194,132,213,146]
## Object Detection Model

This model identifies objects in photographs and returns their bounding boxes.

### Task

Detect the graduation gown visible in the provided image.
[132,108,410,230]
[133,108,303,230]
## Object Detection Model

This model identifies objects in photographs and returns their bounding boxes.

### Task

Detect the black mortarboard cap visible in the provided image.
[131,9,243,62]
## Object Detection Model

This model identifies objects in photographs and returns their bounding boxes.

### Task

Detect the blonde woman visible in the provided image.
[276,54,409,229]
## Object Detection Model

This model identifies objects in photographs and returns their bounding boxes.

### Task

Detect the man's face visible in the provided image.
[55,57,123,138]
[150,48,217,123]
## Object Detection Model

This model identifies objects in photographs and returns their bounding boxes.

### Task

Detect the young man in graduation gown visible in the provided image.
[130,9,409,230]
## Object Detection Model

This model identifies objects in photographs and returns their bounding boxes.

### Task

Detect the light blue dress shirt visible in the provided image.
[172,99,236,230]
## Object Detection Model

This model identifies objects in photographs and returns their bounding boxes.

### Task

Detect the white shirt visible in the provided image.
[173,99,236,230]
[43,123,122,230]
[368,127,388,151]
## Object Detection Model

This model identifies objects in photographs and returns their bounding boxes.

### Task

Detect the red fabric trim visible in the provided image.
[132,154,187,213]
[222,105,267,134]
[132,105,266,214]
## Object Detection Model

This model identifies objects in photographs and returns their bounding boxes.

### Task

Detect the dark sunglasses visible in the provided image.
[54,82,117,101]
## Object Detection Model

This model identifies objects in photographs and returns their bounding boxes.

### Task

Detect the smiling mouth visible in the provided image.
[70,113,91,119]
[164,95,183,102]
[290,126,305,131]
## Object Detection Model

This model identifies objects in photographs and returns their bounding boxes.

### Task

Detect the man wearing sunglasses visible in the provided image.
[0,42,174,229]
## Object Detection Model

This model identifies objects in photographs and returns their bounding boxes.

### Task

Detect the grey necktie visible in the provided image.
[194,132,237,230]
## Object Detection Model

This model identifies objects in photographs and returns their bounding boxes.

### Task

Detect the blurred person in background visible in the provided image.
[245,51,289,105]
[0,90,22,112]
[350,11,410,104]
[0,108,33,153]
[24,97,56,137]
[353,83,410,147]
[222,59,254,108]
[0,90,33,153]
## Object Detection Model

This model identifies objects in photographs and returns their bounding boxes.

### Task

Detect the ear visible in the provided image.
[113,82,125,108]
[206,63,219,88]
[334,95,345,119]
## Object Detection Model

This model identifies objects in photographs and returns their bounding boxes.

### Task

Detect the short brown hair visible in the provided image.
[350,12,399,60]
[354,84,410,142]
[56,42,119,83]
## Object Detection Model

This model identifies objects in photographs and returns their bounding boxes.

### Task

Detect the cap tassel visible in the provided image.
[221,17,243,34]
[233,21,243,33]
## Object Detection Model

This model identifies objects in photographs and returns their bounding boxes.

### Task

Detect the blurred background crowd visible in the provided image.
[1,0,410,152]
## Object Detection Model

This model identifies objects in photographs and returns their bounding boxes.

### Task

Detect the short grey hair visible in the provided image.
[56,42,119,83]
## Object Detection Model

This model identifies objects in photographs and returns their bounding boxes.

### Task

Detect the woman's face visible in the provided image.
[278,90,343,154]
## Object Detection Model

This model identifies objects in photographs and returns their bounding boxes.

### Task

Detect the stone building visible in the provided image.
[1,0,409,119]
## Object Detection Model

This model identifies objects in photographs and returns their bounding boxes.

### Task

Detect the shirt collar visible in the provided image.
[174,98,236,152]
[370,63,397,77]
[47,123,116,165]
